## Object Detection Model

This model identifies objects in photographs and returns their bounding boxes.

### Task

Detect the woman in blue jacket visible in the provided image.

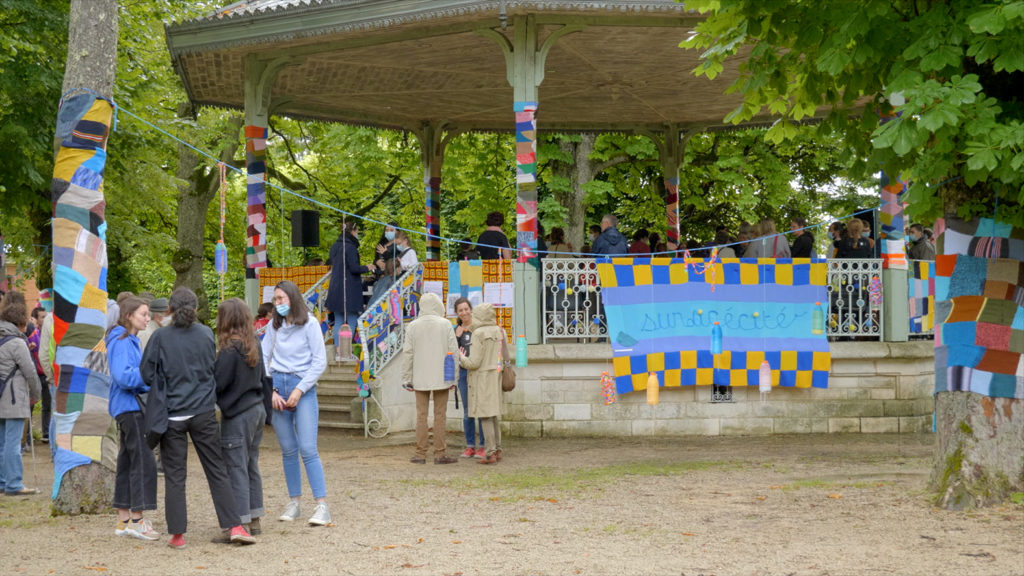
[106,297,159,541]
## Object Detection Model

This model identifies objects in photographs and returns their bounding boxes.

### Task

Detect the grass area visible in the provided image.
[396,460,740,501]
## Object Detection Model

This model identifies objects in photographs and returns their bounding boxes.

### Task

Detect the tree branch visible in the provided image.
[354,174,402,216]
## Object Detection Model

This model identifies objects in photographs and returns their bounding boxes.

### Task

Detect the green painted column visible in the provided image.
[242,56,290,311]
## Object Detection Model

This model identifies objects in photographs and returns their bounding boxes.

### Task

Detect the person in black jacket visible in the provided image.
[141,287,254,549]
[789,217,817,258]
[214,298,272,540]
[326,220,375,362]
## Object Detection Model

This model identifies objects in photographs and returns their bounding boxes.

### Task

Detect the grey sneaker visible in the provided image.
[278,500,301,522]
[308,503,331,526]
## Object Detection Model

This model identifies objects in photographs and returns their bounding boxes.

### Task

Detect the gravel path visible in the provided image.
[2,431,1021,575]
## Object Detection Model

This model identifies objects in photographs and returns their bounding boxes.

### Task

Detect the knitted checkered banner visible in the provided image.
[596,257,832,394]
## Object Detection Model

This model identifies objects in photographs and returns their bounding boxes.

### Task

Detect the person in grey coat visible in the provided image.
[0,291,41,495]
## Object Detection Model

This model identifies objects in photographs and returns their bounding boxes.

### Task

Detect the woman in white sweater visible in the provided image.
[261,281,329,526]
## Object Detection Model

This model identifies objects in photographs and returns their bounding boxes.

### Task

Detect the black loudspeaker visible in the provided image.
[291,210,320,247]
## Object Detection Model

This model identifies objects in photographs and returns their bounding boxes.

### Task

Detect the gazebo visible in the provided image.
[165,0,770,341]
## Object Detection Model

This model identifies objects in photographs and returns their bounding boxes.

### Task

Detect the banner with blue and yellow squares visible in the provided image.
[597,257,831,393]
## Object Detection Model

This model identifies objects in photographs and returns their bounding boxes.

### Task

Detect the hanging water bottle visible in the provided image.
[444,352,456,385]
[516,334,528,367]
[812,301,825,335]
[711,321,723,355]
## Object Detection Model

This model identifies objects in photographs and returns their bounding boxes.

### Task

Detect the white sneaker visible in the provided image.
[278,500,301,522]
[308,503,331,526]
[123,518,159,541]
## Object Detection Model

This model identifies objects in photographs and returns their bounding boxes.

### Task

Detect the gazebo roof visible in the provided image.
[166,0,760,132]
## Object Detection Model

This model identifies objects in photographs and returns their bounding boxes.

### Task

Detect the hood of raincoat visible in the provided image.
[471,302,497,328]
[418,292,445,318]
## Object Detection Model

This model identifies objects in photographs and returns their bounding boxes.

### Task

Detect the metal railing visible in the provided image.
[542,257,886,342]
[541,258,607,343]
[356,264,424,378]
[826,258,883,339]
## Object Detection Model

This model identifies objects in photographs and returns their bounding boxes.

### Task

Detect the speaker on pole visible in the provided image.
[291,210,320,247]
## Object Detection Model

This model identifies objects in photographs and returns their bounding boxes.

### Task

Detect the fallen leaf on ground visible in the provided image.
[194,567,207,570]
[383,545,397,549]
[82,567,107,573]
[401,563,424,569]
[451,540,462,544]
[756,496,767,501]
[417,538,423,543]
[769,485,782,490]
[827,493,843,499]
[681,532,696,536]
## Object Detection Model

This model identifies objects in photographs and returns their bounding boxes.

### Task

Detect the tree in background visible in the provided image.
[685,0,1024,507]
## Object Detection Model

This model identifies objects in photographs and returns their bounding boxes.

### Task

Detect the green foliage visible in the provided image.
[684,0,1024,226]
[0,0,67,269]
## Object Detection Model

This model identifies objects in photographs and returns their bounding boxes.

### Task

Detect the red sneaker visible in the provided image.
[460,447,476,458]
[474,448,486,459]
[229,525,256,545]
[167,533,186,549]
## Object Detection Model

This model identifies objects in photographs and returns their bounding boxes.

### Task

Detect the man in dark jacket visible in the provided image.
[907,223,936,260]
[789,217,817,258]
[591,214,629,255]
[326,221,375,360]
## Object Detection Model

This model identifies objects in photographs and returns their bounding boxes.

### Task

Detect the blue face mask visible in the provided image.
[276,304,290,317]
[861,232,870,238]
[384,231,395,241]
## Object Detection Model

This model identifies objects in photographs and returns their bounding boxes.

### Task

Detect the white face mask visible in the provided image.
[159,315,172,327]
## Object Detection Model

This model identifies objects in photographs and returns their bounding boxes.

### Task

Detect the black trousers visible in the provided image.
[160,410,240,534]
[112,411,157,512]
[38,374,51,438]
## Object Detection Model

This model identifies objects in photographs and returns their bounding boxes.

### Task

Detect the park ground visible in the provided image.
[0,431,1021,576]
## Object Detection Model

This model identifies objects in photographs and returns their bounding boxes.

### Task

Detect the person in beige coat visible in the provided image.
[402,292,460,464]
[0,292,42,495]
[458,303,504,465]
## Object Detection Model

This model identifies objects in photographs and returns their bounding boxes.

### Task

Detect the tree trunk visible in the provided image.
[171,108,242,322]
[929,202,1024,508]
[50,0,118,516]
[552,134,598,251]
[932,392,1024,508]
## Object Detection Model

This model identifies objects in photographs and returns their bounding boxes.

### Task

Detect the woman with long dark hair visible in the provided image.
[215,298,272,538]
[141,287,255,549]
[262,280,330,525]
[106,296,159,540]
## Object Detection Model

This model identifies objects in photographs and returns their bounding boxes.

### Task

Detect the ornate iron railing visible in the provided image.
[356,264,424,379]
[826,258,883,339]
[541,258,608,343]
[542,257,885,342]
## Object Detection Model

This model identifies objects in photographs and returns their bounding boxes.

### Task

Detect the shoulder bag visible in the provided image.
[499,334,516,392]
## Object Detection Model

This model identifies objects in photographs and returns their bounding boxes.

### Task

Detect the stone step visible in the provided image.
[317,381,360,396]
[319,421,366,431]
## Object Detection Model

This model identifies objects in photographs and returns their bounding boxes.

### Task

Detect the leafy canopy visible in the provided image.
[683,0,1024,226]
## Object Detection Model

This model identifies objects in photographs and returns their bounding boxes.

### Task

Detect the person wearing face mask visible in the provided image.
[907,223,936,260]
[393,230,419,271]
[138,297,171,352]
[833,219,873,258]
[374,222,400,271]
[261,281,330,525]
[326,220,375,363]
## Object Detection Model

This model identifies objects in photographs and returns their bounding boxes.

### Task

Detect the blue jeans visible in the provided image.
[457,372,483,448]
[331,312,359,350]
[271,373,326,499]
[0,418,26,493]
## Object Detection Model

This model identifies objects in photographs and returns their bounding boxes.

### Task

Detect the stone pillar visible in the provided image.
[880,171,909,342]
[242,56,290,309]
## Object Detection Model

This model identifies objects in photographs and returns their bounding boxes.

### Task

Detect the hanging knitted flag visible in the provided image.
[215,240,228,274]
[600,371,617,405]
[389,289,402,325]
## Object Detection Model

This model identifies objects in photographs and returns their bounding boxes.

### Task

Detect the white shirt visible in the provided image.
[399,247,419,271]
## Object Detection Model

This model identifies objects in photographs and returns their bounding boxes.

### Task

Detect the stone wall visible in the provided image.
[374,341,935,437]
